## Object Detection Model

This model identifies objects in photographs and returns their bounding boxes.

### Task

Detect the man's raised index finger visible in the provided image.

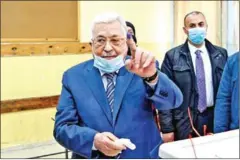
[126,33,137,59]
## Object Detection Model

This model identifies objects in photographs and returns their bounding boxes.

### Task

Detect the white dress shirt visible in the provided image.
[188,42,214,107]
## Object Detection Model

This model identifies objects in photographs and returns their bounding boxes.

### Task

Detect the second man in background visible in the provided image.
[159,11,228,141]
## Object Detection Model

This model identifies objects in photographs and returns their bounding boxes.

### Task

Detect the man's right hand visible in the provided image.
[162,132,174,143]
[93,132,126,157]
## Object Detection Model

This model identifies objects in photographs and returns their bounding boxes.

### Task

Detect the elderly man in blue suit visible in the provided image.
[214,52,239,133]
[53,12,183,159]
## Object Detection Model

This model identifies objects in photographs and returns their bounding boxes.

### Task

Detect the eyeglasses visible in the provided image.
[92,37,125,47]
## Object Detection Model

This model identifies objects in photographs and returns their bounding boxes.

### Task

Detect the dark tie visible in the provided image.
[195,50,207,113]
[104,73,116,114]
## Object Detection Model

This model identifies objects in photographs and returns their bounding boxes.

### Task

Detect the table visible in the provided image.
[1,139,71,158]
[159,129,239,158]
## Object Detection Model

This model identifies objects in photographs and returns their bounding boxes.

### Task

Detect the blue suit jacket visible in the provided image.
[214,52,239,133]
[53,59,183,158]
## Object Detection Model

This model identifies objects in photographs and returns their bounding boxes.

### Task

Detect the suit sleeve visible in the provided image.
[53,72,98,158]
[145,52,183,112]
[158,53,177,133]
[214,59,231,133]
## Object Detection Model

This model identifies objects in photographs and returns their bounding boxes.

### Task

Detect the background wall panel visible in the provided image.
[1,1,78,41]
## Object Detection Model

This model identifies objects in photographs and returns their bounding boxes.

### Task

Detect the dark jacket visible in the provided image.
[159,39,228,139]
[214,52,239,133]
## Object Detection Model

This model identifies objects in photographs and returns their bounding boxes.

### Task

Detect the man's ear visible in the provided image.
[183,27,188,35]
[90,41,95,55]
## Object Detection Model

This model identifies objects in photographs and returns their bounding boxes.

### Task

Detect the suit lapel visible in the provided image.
[84,62,113,126]
[112,67,134,126]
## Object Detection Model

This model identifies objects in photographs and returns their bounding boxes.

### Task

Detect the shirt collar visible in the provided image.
[188,41,207,54]
[99,69,119,77]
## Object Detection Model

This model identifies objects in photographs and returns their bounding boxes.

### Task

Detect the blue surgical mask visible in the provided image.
[188,27,206,45]
[93,54,125,73]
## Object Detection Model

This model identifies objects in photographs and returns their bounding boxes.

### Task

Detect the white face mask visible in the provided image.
[93,54,125,73]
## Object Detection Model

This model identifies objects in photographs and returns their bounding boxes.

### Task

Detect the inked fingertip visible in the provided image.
[127,33,132,39]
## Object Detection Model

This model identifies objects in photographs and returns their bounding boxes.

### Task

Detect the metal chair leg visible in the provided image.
[65,149,68,159]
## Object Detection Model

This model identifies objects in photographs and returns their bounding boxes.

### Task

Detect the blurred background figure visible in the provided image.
[214,52,239,133]
[159,11,228,142]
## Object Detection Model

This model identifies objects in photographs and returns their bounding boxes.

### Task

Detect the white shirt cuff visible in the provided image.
[146,80,157,90]
[92,143,97,150]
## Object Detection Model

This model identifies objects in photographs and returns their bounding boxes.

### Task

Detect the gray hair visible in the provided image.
[91,12,128,39]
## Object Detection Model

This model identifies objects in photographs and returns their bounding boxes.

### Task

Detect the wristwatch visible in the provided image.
[142,71,158,82]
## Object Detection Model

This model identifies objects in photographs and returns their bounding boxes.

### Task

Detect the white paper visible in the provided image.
[115,138,136,150]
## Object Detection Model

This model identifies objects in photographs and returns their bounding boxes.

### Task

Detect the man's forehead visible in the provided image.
[185,14,206,24]
[93,21,124,37]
